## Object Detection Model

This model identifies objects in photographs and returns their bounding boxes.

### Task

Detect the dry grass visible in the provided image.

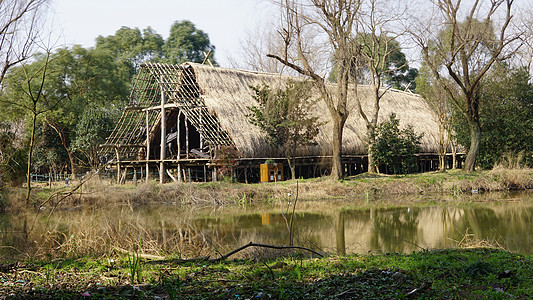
[451,228,508,251]
[10,205,213,260]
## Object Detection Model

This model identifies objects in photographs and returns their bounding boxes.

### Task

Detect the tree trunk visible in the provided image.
[463,118,481,172]
[331,117,345,180]
[439,154,447,172]
[367,126,378,173]
[47,121,76,178]
[25,113,37,206]
[288,157,296,180]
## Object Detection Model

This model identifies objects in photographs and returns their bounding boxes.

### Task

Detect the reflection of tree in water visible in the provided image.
[194,212,327,254]
[459,206,533,252]
[370,208,420,252]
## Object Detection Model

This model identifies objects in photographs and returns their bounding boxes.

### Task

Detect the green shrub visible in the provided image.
[370,113,423,174]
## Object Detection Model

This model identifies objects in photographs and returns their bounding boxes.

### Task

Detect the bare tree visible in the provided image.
[232,25,291,74]
[409,0,520,172]
[516,6,533,75]
[267,0,362,179]
[0,0,49,85]
[416,64,456,171]
[355,0,409,173]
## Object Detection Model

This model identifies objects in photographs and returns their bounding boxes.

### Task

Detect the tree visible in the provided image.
[0,0,49,85]
[352,0,412,173]
[416,63,456,171]
[39,46,129,176]
[370,113,423,174]
[453,65,533,168]
[163,20,217,65]
[267,0,363,180]
[96,26,164,76]
[247,81,322,179]
[410,0,519,172]
[0,122,26,186]
[0,51,57,205]
[70,105,115,169]
[1,45,129,180]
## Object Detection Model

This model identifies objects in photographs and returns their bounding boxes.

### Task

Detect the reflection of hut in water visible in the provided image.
[100,62,457,184]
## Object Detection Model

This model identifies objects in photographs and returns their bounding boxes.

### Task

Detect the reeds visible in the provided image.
[5,205,213,261]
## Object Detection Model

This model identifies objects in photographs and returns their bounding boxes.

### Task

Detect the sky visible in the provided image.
[49,0,276,68]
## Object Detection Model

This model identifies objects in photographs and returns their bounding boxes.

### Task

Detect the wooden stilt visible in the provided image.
[160,75,166,184]
[145,110,150,182]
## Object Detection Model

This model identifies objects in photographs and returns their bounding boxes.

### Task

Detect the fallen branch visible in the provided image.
[211,242,324,262]
[112,246,165,260]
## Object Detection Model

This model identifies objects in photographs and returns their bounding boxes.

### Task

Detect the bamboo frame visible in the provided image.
[99,63,234,168]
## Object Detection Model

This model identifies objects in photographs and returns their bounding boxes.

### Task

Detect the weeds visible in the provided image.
[127,249,142,284]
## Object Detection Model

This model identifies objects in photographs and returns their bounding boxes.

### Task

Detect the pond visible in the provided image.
[1,191,532,260]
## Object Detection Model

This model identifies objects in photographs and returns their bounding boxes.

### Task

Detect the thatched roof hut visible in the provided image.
[102,62,440,162]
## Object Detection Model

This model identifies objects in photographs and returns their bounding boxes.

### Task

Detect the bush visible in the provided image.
[370,113,423,174]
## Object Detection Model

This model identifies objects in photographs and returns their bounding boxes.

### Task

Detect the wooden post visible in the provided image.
[185,117,189,159]
[160,76,166,184]
[115,147,121,185]
[177,110,181,159]
[199,112,203,150]
[145,110,150,182]
[177,110,182,182]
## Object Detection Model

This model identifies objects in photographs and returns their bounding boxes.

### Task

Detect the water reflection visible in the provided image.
[192,194,533,255]
[1,192,533,260]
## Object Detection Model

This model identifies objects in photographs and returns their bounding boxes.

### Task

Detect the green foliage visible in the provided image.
[163,20,217,65]
[370,114,423,174]
[70,106,115,169]
[127,250,143,284]
[0,122,26,185]
[96,26,164,76]
[247,81,321,157]
[453,65,533,169]
[0,45,129,175]
[247,81,322,179]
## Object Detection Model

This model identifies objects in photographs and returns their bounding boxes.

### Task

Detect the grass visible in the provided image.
[8,168,531,212]
[0,248,531,299]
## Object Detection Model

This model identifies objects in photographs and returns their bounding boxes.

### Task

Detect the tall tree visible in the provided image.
[267,0,363,179]
[410,0,519,172]
[96,26,164,76]
[41,46,129,175]
[0,51,57,205]
[163,20,217,65]
[454,65,533,168]
[353,0,411,173]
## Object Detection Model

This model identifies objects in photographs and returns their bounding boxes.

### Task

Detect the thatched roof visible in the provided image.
[189,62,440,158]
[102,62,440,160]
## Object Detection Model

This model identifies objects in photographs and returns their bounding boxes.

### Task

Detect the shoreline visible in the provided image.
[2,168,533,211]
